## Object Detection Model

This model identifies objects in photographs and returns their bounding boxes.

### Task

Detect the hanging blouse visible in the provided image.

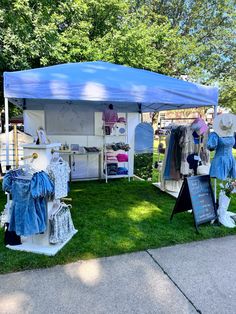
[47,160,70,199]
[207,132,236,180]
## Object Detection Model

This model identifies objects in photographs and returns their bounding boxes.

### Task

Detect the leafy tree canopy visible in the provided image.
[0,0,235,113]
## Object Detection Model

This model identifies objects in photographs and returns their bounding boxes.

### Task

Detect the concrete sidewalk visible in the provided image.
[0,236,236,314]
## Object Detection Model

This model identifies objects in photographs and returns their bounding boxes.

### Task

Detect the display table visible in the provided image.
[56,149,102,181]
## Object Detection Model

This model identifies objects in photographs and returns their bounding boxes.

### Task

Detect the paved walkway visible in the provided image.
[1,236,236,314]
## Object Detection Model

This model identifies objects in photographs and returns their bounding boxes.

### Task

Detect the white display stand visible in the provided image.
[7,143,77,256]
[152,182,180,199]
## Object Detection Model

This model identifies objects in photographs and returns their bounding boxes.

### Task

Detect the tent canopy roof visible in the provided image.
[4,61,218,112]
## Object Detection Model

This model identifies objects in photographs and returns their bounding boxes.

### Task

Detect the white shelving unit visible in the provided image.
[103,114,130,183]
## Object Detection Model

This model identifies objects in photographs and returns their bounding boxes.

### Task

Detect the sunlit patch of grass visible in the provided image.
[127,201,162,222]
[0,179,236,274]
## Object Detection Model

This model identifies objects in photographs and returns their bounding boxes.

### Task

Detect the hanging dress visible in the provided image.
[207,132,236,180]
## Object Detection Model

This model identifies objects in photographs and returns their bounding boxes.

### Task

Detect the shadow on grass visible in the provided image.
[0,179,236,274]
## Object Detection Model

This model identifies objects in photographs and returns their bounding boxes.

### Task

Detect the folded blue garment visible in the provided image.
[117,167,128,175]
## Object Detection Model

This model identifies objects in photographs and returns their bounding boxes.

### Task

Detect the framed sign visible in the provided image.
[170,175,217,232]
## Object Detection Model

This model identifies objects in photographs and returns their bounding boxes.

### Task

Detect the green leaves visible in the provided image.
[0,0,235,111]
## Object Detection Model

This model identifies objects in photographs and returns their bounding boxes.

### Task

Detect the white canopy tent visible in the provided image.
[3,61,219,167]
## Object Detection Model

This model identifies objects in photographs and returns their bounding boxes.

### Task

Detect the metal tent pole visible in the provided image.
[213,104,218,204]
[4,97,10,169]
[4,97,10,208]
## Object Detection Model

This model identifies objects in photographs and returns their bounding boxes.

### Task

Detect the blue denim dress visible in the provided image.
[207,132,236,180]
[3,171,54,237]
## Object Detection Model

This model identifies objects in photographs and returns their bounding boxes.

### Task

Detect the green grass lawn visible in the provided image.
[0,179,235,274]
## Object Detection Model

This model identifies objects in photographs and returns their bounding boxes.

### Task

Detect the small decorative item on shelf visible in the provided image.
[35,127,50,145]
[112,122,126,136]
[70,144,80,151]
[218,179,236,228]
[60,143,69,151]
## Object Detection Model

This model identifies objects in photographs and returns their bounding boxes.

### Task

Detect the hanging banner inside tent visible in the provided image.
[44,103,94,135]
[24,110,45,137]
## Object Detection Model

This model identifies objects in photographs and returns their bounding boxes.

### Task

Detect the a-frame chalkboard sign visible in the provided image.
[170,175,217,233]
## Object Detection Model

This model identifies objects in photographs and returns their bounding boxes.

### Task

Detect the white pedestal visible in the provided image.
[7,143,77,256]
[6,230,77,256]
[21,143,61,171]
[152,182,180,198]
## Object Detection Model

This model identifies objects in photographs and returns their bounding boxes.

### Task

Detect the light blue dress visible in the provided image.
[3,171,54,236]
[207,132,236,180]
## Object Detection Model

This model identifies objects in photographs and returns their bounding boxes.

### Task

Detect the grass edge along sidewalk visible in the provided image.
[0,179,235,274]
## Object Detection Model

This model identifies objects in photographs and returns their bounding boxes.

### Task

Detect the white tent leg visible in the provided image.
[4,97,10,209]
[5,97,10,168]
[213,104,218,204]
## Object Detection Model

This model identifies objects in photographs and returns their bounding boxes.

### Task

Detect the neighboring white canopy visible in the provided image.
[4,61,218,112]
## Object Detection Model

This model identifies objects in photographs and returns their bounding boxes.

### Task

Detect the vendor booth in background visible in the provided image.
[2,61,219,255]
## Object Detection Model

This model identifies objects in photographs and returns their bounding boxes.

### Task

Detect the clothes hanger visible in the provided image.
[51,152,64,164]
[50,201,63,218]
[16,161,37,179]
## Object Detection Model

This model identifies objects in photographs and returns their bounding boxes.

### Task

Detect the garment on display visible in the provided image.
[117,167,128,175]
[49,202,76,244]
[207,132,236,180]
[160,122,210,193]
[191,117,208,135]
[102,104,118,129]
[106,163,118,175]
[187,153,200,176]
[47,155,70,200]
[163,126,188,180]
[2,169,54,237]
[116,154,128,162]
[4,223,22,246]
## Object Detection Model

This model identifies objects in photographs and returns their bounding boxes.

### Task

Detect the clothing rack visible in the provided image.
[5,143,77,256]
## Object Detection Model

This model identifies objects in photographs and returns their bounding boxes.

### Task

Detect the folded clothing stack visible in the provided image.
[106,163,118,175]
[117,167,128,175]
[116,153,128,162]
[106,152,117,163]
[106,142,130,151]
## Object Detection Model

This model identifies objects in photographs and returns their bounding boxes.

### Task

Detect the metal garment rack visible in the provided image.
[155,116,214,199]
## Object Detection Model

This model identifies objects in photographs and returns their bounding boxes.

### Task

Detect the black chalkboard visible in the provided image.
[170,175,217,232]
